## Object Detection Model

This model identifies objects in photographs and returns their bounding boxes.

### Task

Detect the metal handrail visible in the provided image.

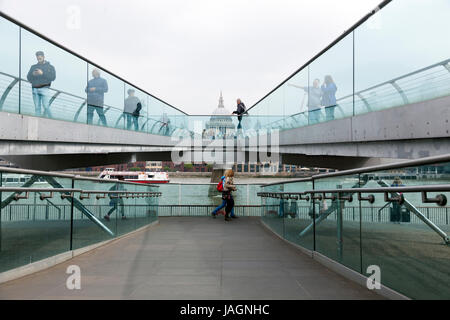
[0,71,187,133]
[258,58,450,130]
[258,184,450,200]
[262,154,450,187]
[80,190,160,194]
[335,58,450,104]
[0,187,80,192]
[0,167,161,187]
[0,187,162,199]
[0,72,124,114]
[258,184,450,244]
[37,191,62,216]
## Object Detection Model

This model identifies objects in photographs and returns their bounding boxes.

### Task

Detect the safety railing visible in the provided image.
[155,183,263,207]
[0,70,186,135]
[258,185,450,244]
[0,10,188,138]
[257,154,450,299]
[0,167,161,274]
[261,58,450,132]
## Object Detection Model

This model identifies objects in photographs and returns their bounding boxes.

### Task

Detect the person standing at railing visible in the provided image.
[290,79,322,124]
[27,51,56,118]
[321,75,337,122]
[124,88,142,131]
[232,98,246,131]
[159,113,171,136]
[86,68,108,126]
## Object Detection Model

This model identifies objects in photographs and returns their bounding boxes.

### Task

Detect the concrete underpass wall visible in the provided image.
[0,112,176,169]
[277,95,450,163]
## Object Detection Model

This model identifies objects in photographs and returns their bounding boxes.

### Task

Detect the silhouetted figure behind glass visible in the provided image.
[86,68,108,126]
[390,177,405,223]
[321,75,337,122]
[159,113,171,136]
[292,79,322,124]
[124,88,142,131]
[27,51,56,118]
[104,177,126,221]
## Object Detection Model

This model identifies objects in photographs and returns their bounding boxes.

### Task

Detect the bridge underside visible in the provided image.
[0,95,449,170]
[3,151,397,171]
[3,151,173,171]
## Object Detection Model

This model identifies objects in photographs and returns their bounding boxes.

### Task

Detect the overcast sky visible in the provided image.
[0,0,382,114]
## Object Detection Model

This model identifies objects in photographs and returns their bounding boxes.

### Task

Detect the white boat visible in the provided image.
[98,168,169,184]
[1,174,49,186]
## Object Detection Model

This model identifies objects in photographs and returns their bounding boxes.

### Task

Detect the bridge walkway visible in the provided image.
[0,217,382,299]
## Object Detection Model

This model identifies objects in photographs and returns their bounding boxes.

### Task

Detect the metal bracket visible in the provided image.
[390,81,409,105]
[384,192,404,205]
[338,194,353,202]
[422,192,447,207]
[40,192,54,201]
[299,194,310,202]
[358,193,375,204]
[96,193,107,200]
[322,193,337,201]
[311,193,323,201]
[61,192,74,199]
[443,62,450,74]
[79,192,90,200]
[14,192,29,201]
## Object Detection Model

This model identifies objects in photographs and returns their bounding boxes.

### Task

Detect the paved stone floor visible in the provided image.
[0,217,383,300]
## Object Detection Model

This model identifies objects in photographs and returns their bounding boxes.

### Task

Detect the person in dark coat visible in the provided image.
[124,88,142,131]
[232,98,246,130]
[390,177,405,223]
[27,51,56,117]
[104,177,126,221]
[86,68,108,126]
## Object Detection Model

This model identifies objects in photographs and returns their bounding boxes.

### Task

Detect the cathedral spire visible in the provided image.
[218,91,224,108]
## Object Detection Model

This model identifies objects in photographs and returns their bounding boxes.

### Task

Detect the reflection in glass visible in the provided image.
[87,64,124,129]
[86,68,108,126]
[21,28,86,122]
[26,50,56,118]
[123,87,142,131]
[309,33,353,122]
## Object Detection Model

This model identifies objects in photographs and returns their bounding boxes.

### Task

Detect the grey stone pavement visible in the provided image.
[0,217,383,300]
